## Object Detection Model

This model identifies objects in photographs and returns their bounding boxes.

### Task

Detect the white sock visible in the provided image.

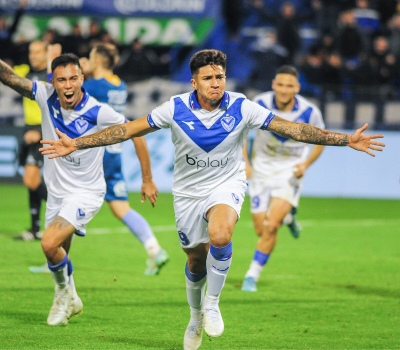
[205,244,232,298]
[144,237,162,258]
[245,261,264,282]
[68,274,78,298]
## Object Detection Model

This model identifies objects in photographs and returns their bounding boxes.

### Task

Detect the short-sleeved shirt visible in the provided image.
[251,92,325,176]
[31,81,126,198]
[148,90,275,199]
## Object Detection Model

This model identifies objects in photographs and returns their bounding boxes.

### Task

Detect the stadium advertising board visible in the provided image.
[13,16,214,45]
[0,0,220,17]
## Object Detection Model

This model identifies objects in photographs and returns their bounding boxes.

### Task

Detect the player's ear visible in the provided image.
[190,78,196,90]
[295,83,301,94]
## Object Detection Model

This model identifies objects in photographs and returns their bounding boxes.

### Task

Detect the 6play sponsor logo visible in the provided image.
[185,154,228,169]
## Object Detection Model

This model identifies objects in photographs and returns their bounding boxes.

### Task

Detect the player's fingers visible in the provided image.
[358,123,369,132]
[40,139,54,145]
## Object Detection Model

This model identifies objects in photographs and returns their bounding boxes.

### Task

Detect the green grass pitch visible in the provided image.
[0,184,399,349]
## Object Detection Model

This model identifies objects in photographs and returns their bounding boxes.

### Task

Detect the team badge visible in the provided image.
[76,208,86,220]
[231,192,239,204]
[221,115,235,132]
[75,118,89,134]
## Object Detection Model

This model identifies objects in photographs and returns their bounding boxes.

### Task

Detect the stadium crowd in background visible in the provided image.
[2,0,400,97]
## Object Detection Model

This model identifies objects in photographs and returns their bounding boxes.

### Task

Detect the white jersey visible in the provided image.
[251,92,325,176]
[31,82,126,198]
[148,91,275,198]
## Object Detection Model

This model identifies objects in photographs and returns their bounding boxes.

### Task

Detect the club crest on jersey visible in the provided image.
[76,208,86,220]
[231,192,239,204]
[221,115,235,132]
[75,118,89,134]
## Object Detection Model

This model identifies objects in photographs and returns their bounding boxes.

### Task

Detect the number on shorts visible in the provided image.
[251,196,260,209]
[178,230,190,246]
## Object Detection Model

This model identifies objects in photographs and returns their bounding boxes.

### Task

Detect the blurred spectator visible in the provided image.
[311,0,354,36]
[115,38,162,81]
[298,45,324,96]
[256,1,314,64]
[352,0,380,39]
[248,30,289,91]
[356,35,396,96]
[61,23,88,57]
[42,28,59,45]
[321,51,344,98]
[387,13,400,57]
[335,10,368,61]
[0,0,28,64]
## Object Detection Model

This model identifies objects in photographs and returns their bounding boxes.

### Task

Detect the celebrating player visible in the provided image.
[242,65,325,292]
[38,49,384,349]
[0,54,158,327]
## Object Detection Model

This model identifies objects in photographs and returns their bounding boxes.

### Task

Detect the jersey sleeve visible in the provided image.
[147,99,174,129]
[97,103,126,129]
[310,106,325,129]
[241,98,275,130]
[31,81,56,104]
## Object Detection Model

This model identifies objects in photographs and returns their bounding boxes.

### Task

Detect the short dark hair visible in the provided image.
[189,49,227,75]
[51,53,81,73]
[93,43,119,70]
[276,65,299,79]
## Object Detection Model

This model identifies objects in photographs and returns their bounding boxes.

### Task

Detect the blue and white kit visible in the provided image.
[148,90,275,247]
[31,81,126,234]
[249,91,325,211]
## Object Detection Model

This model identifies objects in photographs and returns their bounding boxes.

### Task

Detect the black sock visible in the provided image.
[37,181,48,202]
[29,186,43,233]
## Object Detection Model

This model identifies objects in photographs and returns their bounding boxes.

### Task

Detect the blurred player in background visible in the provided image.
[80,43,168,275]
[38,49,384,350]
[241,65,325,292]
[0,53,158,326]
[14,40,48,241]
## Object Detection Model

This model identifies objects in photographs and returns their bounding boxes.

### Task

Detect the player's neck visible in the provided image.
[93,67,113,79]
[276,99,295,112]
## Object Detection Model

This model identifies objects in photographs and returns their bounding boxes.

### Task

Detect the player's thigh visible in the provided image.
[249,176,270,215]
[174,196,209,249]
[267,197,293,224]
[45,193,104,236]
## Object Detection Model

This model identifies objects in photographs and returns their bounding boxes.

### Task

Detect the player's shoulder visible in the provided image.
[296,94,321,113]
[252,91,273,102]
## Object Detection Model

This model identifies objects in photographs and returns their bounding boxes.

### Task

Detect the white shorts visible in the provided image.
[249,168,302,214]
[174,180,246,248]
[45,192,104,236]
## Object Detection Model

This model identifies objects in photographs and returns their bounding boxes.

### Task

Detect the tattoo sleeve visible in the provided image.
[76,124,128,149]
[0,59,33,98]
[268,116,349,146]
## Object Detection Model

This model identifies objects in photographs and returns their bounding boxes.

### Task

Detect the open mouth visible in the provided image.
[64,92,74,103]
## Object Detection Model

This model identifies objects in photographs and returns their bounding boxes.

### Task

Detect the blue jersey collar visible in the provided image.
[272,94,299,111]
[189,91,230,110]
[73,88,89,111]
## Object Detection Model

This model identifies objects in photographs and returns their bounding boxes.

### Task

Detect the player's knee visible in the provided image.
[262,219,280,236]
[23,175,41,190]
[208,227,232,247]
[41,237,58,259]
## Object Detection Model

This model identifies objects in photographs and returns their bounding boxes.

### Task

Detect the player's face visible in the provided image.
[191,64,226,111]
[272,73,300,110]
[52,63,84,110]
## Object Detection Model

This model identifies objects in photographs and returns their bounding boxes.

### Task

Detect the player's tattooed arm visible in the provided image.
[0,59,33,98]
[268,116,349,146]
[76,124,128,149]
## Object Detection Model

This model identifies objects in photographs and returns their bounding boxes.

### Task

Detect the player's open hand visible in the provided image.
[141,180,158,207]
[39,128,76,159]
[348,123,385,157]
